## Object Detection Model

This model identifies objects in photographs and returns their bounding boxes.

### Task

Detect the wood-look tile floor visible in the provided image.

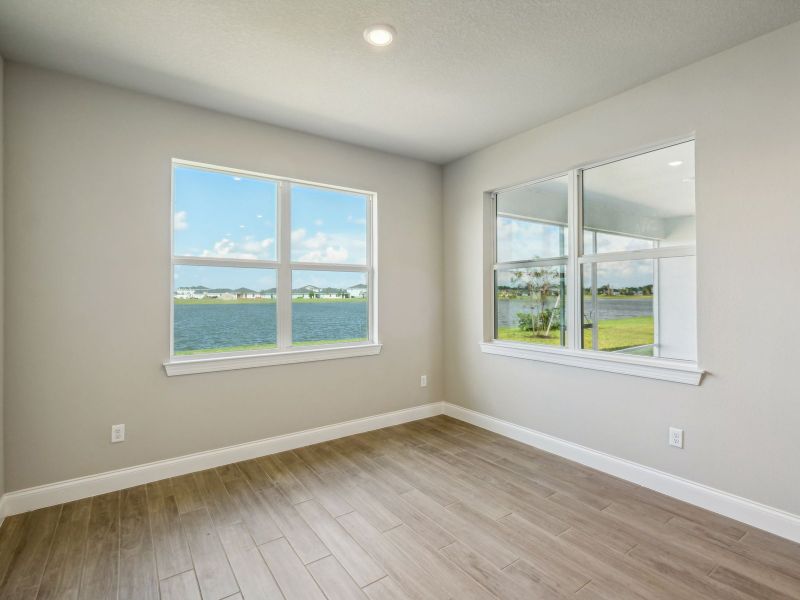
[1,415,799,600]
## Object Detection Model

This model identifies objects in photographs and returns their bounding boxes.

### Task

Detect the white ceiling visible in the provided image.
[1,1,799,164]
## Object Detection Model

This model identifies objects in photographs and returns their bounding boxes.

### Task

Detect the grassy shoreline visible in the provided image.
[497,315,654,351]
[175,337,368,355]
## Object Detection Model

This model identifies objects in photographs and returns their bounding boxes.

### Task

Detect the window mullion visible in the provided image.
[277,181,293,349]
[567,169,582,350]
[578,244,696,264]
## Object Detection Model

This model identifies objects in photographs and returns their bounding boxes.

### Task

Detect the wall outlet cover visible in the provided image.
[669,427,684,448]
[111,424,126,443]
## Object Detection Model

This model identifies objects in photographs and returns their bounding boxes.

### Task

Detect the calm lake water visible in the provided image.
[174,302,368,352]
[496,297,652,328]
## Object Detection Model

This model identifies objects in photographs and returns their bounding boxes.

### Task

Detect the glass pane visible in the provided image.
[495,265,567,346]
[173,265,277,355]
[496,176,568,262]
[292,271,368,345]
[291,184,368,264]
[582,257,696,360]
[595,231,655,253]
[173,165,277,260]
[582,140,695,254]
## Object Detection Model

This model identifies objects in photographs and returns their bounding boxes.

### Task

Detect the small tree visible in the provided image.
[512,267,561,338]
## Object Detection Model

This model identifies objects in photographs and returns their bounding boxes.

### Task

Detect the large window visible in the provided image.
[169,160,376,372]
[488,140,700,383]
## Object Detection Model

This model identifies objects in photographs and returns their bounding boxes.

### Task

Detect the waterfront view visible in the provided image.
[174,297,368,354]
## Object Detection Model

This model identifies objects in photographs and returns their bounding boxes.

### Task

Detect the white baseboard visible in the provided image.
[3,399,798,545]
[0,402,443,520]
[443,402,800,544]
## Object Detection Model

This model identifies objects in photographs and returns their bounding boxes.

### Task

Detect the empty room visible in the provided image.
[0,1,799,598]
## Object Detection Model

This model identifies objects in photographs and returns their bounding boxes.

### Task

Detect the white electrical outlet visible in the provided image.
[111,424,126,443]
[669,427,684,448]
[420,375,428,387]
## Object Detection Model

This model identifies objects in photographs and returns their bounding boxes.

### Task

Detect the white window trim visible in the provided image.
[164,159,379,376]
[482,138,704,385]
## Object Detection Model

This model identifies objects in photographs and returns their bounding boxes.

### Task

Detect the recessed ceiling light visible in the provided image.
[668,161,683,167]
[364,24,396,47]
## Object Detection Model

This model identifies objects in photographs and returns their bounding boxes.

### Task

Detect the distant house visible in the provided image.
[319,287,346,298]
[260,288,277,299]
[203,288,237,300]
[175,285,209,299]
[234,287,258,299]
[292,284,321,299]
[347,283,368,298]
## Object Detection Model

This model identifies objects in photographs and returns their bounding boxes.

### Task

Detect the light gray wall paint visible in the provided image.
[0,56,5,496]
[443,21,800,515]
[3,64,443,492]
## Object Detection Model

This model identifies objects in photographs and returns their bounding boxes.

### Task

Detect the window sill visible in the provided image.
[479,341,704,385]
[164,343,382,376]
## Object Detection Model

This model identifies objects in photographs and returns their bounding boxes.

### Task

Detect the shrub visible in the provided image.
[517,309,560,336]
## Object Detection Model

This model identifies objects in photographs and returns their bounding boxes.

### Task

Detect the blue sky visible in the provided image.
[173,165,368,289]
[174,166,278,260]
[290,183,367,264]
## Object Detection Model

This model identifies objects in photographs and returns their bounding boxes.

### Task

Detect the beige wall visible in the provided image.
[0,56,5,496]
[3,64,443,492]
[443,22,800,515]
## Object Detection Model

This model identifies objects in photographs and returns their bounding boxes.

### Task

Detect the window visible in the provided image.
[486,140,702,384]
[167,160,378,375]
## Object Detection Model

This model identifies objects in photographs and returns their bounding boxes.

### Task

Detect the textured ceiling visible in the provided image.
[1,1,799,163]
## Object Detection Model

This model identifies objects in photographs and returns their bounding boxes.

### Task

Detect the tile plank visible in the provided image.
[180,508,239,600]
[159,570,202,600]
[146,480,193,580]
[118,485,158,600]
[36,499,92,600]
[259,537,326,600]
[78,492,120,600]
[307,555,367,600]
[296,499,385,587]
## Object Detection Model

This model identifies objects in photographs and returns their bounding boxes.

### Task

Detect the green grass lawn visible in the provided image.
[497,316,654,352]
[175,297,366,305]
[587,294,653,300]
[175,338,368,355]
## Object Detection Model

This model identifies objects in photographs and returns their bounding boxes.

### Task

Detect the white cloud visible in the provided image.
[300,246,349,263]
[241,238,274,253]
[314,219,324,226]
[496,217,563,262]
[174,211,188,230]
[200,237,276,260]
[291,227,366,263]
[302,232,328,250]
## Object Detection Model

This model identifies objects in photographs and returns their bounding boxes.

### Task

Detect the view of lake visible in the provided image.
[496,297,653,328]
[174,301,368,353]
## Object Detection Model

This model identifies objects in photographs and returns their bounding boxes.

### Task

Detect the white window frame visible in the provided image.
[481,138,704,385]
[164,159,380,376]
